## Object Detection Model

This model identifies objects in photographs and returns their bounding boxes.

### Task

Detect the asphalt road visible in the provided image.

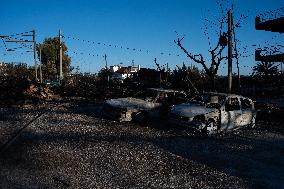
[0,102,283,189]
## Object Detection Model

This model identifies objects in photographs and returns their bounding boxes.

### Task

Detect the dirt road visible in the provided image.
[0,102,283,189]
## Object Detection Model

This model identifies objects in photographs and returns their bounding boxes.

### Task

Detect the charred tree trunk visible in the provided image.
[175,37,226,93]
[210,74,216,92]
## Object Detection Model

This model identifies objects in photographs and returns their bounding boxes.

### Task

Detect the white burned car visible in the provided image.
[170,93,256,135]
[102,88,187,122]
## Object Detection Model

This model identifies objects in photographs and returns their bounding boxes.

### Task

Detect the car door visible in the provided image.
[150,92,165,117]
[220,97,242,131]
[239,98,254,127]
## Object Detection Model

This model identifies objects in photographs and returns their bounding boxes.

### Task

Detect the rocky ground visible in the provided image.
[0,100,283,189]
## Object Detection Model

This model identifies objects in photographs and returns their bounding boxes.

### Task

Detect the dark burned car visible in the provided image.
[102,88,187,122]
[170,92,256,135]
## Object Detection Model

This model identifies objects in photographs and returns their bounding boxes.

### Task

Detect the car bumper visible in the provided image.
[102,104,135,122]
[168,117,206,130]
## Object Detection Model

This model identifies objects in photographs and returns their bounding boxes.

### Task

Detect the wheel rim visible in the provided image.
[207,121,217,135]
[251,116,256,128]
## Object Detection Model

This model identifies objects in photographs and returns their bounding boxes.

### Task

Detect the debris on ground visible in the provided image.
[24,83,55,101]
[0,101,283,189]
[0,77,59,107]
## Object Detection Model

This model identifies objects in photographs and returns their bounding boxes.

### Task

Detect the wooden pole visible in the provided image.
[232,19,241,93]
[39,44,43,83]
[104,54,108,69]
[104,54,109,88]
[59,30,63,81]
[33,30,38,81]
[228,10,233,94]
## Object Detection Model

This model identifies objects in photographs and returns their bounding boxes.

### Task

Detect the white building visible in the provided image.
[110,65,140,80]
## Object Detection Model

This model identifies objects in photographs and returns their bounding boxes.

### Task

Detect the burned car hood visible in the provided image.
[106,97,160,111]
[171,103,216,118]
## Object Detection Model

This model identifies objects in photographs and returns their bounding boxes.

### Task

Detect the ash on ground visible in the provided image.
[0,100,283,189]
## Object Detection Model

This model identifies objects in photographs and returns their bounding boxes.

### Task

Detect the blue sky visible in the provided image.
[0,0,283,75]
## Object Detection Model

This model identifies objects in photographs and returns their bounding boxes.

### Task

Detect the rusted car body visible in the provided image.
[102,88,187,122]
[170,92,256,135]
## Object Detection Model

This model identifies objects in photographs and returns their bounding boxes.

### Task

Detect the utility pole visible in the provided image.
[104,54,109,88]
[154,58,162,88]
[104,54,108,69]
[166,62,169,82]
[32,30,38,81]
[59,30,63,81]
[3,32,36,79]
[39,44,43,83]
[233,23,241,93]
[228,10,233,94]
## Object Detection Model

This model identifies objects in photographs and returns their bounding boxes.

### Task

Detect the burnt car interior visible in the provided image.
[241,98,253,110]
[225,97,241,111]
[202,95,225,109]
[134,89,157,102]
[134,89,186,105]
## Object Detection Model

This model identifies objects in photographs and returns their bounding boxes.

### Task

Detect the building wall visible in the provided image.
[110,65,140,80]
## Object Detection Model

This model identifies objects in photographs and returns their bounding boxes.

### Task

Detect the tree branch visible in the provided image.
[175,38,211,75]
[214,56,227,75]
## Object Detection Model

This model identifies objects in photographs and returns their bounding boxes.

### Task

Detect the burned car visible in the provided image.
[102,88,187,122]
[170,92,256,135]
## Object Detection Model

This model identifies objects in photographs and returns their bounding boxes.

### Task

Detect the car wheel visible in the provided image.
[250,115,256,128]
[206,120,218,136]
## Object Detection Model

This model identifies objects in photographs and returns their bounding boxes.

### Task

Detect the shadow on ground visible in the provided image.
[1,102,284,188]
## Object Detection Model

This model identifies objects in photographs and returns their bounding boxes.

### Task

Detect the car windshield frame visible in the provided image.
[201,94,226,109]
[133,89,159,101]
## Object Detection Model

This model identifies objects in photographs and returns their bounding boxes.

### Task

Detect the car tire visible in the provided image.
[250,114,256,128]
[206,120,218,136]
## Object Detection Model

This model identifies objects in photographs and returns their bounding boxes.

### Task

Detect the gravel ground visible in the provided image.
[0,101,283,189]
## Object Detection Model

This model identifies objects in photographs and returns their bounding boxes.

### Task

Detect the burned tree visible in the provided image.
[174,1,231,90]
[175,1,248,92]
[175,33,227,90]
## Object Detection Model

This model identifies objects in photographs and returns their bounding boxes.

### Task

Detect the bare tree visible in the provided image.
[174,0,248,91]
[174,34,227,90]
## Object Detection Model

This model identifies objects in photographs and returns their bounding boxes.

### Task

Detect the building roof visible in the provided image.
[116,67,130,74]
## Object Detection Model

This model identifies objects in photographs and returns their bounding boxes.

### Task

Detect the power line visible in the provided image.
[62,34,183,57]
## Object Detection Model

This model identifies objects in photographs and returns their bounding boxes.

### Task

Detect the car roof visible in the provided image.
[203,92,251,100]
[147,88,185,94]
